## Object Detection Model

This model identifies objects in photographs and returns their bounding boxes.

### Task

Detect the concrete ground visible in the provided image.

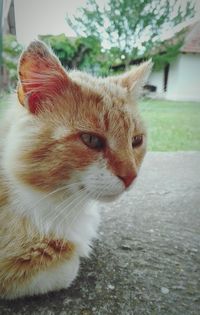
[0,152,200,315]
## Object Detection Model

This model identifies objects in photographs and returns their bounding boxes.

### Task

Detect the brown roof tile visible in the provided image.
[181,21,200,53]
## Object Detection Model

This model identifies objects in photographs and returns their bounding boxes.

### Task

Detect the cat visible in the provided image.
[0,41,152,299]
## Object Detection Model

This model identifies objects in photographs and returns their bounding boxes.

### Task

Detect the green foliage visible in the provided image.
[67,0,195,70]
[71,36,102,72]
[152,41,183,71]
[150,27,187,70]
[3,34,23,89]
[39,34,76,68]
[2,32,112,89]
[40,34,112,76]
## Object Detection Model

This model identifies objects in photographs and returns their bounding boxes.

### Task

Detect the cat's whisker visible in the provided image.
[41,190,89,252]
[64,192,90,227]
[36,190,84,263]
[54,187,86,211]
[96,181,117,200]
[42,188,87,232]
[52,188,86,221]
[27,181,82,211]
[50,196,84,228]
[29,189,81,236]
[57,191,89,227]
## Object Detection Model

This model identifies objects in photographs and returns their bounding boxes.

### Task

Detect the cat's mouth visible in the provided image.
[84,189,124,202]
[99,194,122,202]
[77,181,125,202]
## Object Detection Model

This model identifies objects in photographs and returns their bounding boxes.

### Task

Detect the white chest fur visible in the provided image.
[7,186,101,298]
[13,185,101,257]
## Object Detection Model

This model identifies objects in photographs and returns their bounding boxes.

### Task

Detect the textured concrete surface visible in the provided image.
[0,152,200,315]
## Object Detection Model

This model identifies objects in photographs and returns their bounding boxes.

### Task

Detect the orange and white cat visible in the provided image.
[0,41,152,299]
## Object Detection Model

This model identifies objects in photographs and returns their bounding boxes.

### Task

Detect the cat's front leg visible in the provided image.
[0,238,79,299]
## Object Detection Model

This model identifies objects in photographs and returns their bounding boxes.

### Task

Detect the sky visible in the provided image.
[14,0,107,45]
[13,0,200,47]
[14,0,87,44]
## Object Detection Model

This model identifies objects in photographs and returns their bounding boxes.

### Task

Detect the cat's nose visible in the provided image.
[117,172,137,188]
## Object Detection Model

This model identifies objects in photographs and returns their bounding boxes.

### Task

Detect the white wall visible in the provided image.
[148,70,164,95]
[166,54,200,101]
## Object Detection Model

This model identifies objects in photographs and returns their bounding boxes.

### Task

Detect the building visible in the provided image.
[149,21,200,102]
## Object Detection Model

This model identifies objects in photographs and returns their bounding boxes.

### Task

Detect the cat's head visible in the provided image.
[10,41,152,201]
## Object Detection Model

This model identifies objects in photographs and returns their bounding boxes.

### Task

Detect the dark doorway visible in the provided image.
[164,63,170,92]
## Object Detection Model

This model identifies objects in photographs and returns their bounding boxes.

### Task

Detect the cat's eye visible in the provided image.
[80,133,105,150]
[132,135,143,148]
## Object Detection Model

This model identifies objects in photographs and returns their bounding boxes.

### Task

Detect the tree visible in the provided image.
[1,0,17,92]
[3,34,22,89]
[67,0,194,69]
[151,33,185,71]
[0,0,4,91]
[40,34,109,75]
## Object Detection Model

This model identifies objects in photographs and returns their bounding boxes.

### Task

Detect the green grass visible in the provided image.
[1,95,200,151]
[140,99,200,151]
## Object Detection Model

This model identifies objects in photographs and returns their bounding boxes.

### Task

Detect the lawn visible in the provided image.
[0,95,200,151]
[140,99,200,151]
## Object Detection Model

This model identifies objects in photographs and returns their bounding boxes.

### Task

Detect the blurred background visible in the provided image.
[0,0,200,151]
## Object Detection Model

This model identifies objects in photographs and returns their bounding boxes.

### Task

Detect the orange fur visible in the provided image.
[0,208,75,297]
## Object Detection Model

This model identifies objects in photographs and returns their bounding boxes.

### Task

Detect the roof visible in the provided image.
[149,20,200,55]
[181,21,200,53]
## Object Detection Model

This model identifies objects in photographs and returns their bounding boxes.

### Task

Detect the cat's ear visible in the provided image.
[114,60,153,98]
[17,41,72,114]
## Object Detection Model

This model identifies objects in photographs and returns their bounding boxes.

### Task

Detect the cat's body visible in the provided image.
[0,95,100,299]
[0,41,152,299]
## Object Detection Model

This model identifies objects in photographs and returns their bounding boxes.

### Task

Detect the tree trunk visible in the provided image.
[0,0,3,93]
[0,0,16,93]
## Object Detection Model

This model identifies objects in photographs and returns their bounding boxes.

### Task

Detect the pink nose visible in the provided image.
[118,173,137,188]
